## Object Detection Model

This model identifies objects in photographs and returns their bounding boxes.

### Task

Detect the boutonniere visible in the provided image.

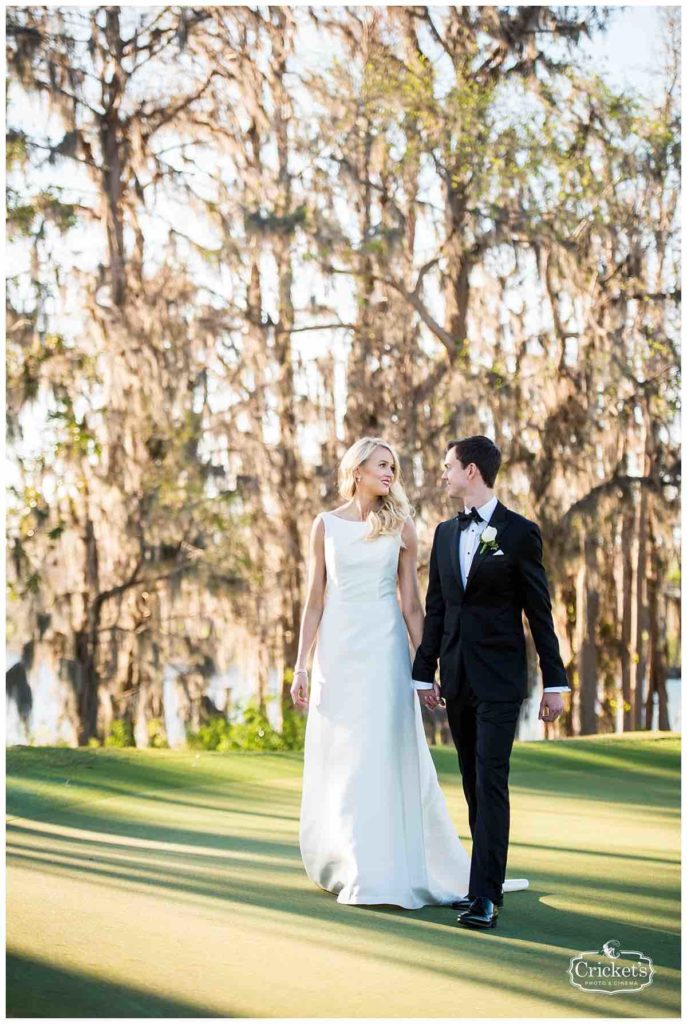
[478,525,499,555]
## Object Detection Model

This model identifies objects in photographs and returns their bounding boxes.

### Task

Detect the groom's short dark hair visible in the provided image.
[447,436,502,487]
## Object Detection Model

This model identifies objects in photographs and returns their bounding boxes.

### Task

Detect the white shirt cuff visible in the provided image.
[412,679,435,690]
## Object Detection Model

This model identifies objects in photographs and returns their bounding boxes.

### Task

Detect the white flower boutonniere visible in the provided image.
[479,525,499,555]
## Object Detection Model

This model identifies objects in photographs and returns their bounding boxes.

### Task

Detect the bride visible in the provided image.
[291,437,527,909]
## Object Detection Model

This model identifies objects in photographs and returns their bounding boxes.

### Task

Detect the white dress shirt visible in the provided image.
[413,495,569,693]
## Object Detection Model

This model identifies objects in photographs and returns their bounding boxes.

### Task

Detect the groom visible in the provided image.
[412,436,570,929]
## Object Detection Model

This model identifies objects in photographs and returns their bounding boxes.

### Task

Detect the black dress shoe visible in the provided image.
[448,892,475,909]
[458,896,498,929]
[451,894,502,910]
[450,896,475,911]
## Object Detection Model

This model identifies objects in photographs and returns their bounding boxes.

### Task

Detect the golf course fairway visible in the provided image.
[6,732,680,1018]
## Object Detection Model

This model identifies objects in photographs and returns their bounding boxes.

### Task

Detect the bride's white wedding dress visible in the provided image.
[299,511,528,909]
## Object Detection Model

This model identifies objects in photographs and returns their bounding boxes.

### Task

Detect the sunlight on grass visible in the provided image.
[6,734,681,1018]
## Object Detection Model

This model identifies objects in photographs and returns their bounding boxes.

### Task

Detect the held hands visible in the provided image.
[538,691,564,723]
[290,669,309,709]
[418,682,443,711]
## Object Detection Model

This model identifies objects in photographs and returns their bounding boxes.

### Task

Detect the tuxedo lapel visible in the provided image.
[464,500,510,593]
[447,517,465,595]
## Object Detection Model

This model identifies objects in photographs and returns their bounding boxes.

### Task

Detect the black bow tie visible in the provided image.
[457,507,483,531]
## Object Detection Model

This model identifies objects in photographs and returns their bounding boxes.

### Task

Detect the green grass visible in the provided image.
[6,733,681,1018]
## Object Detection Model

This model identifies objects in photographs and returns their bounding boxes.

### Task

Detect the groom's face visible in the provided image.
[442,447,471,498]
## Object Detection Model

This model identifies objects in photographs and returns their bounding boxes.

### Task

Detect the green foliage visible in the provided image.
[49,401,102,460]
[187,699,306,752]
[6,129,29,170]
[7,186,78,237]
[96,719,167,750]
[187,715,234,752]
[24,572,41,595]
[245,204,308,237]
[147,718,169,749]
[226,704,287,751]
[103,720,135,748]
[281,706,307,750]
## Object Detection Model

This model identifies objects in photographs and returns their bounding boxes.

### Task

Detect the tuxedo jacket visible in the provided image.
[412,500,568,702]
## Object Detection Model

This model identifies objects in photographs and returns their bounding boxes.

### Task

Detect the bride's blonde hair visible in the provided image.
[338,437,413,543]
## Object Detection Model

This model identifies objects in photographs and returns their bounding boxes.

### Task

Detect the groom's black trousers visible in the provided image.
[445,666,522,905]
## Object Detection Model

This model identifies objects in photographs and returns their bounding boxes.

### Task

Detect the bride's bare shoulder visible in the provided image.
[311,506,347,529]
[309,514,326,547]
[327,503,353,520]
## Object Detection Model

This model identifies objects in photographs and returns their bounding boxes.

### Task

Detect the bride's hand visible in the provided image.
[419,682,442,711]
[291,670,309,708]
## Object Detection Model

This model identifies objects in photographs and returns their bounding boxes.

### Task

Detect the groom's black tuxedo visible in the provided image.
[412,500,568,701]
[412,499,568,906]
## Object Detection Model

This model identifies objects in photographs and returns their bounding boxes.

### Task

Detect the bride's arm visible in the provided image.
[398,517,424,653]
[291,515,327,706]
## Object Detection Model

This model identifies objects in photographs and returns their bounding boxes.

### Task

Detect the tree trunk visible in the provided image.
[100,8,128,309]
[344,121,379,440]
[579,531,600,735]
[75,512,101,743]
[620,494,635,731]
[270,10,304,717]
[633,484,650,730]
[646,510,671,731]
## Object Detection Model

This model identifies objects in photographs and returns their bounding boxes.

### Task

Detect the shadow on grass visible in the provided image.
[7,781,300,827]
[6,741,681,1018]
[432,739,680,810]
[509,838,679,867]
[7,817,681,1015]
[8,741,680,827]
[6,951,227,1018]
[6,747,301,824]
[7,817,679,909]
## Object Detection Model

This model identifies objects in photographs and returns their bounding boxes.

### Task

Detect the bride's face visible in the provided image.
[356,446,395,497]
